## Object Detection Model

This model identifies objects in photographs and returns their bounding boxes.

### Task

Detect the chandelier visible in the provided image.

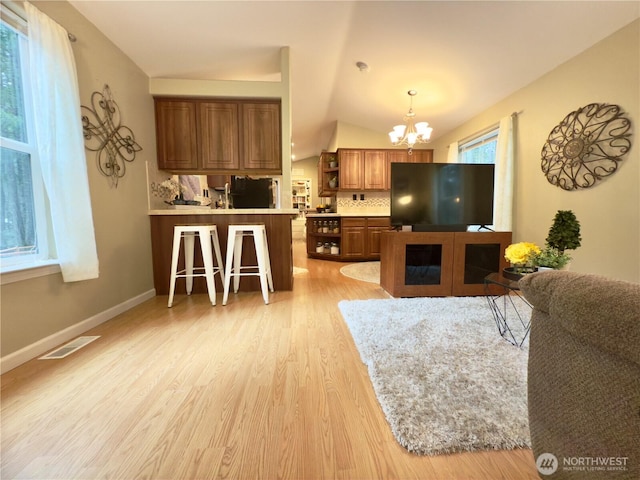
[388,90,433,153]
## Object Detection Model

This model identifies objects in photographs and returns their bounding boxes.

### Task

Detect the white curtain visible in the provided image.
[26,2,99,282]
[447,141,459,163]
[493,115,515,232]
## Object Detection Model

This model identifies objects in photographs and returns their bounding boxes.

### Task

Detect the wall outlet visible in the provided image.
[360,194,365,201]
[352,194,357,201]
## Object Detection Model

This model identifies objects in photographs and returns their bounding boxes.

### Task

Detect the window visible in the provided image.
[1,17,52,271]
[458,127,499,164]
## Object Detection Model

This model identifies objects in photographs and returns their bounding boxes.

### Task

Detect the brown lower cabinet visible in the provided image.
[306,216,391,261]
[380,230,513,297]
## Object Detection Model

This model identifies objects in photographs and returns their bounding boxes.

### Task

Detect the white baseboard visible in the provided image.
[1,289,156,374]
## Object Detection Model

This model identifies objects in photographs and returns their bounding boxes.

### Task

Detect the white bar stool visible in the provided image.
[223,224,274,305]
[168,224,225,307]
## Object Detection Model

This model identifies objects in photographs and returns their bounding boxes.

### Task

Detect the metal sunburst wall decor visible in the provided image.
[540,103,632,191]
[81,84,142,187]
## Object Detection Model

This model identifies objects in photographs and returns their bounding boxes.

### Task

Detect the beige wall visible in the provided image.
[1,1,156,360]
[430,20,639,282]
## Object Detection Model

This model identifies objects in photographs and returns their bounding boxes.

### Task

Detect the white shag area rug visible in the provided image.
[339,261,380,283]
[339,296,530,456]
[293,266,308,275]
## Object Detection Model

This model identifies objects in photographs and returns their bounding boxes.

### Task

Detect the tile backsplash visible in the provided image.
[336,192,390,215]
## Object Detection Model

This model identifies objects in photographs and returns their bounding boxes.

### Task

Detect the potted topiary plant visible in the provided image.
[531,210,581,270]
[546,210,582,253]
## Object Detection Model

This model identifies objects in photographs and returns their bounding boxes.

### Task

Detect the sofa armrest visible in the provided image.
[519,271,640,367]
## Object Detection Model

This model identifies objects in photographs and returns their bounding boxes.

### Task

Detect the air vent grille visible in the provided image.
[39,336,100,360]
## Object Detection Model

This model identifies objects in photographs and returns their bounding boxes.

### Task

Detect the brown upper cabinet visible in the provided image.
[336,148,433,191]
[318,151,339,196]
[154,97,282,174]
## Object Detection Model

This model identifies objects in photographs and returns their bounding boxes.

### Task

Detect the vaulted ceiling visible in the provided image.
[69,1,639,161]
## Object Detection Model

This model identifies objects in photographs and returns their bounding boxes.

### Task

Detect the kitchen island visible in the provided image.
[149,208,298,295]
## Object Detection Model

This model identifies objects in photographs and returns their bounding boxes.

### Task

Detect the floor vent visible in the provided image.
[39,336,100,360]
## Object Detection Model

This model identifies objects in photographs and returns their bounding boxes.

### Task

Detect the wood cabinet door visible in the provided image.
[365,217,391,257]
[451,231,512,296]
[363,150,388,190]
[341,217,366,258]
[241,103,281,171]
[199,102,240,170]
[338,150,363,190]
[155,100,198,170]
[387,150,409,164]
[409,149,434,163]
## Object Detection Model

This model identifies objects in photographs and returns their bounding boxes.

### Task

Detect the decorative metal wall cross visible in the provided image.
[81,84,142,187]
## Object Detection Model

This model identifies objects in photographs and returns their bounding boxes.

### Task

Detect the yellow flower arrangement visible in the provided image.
[504,242,541,266]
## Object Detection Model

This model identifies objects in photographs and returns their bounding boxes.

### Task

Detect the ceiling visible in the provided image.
[68,1,639,161]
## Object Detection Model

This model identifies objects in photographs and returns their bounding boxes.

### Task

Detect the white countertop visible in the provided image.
[306,212,389,217]
[149,208,299,215]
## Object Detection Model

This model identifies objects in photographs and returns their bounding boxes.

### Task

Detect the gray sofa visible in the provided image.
[519,270,640,480]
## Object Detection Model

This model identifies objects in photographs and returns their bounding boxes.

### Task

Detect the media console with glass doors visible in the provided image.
[380,231,512,297]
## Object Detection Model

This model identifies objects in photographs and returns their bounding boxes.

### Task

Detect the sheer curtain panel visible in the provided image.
[26,2,99,281]
[493,115,515,232]
[447,141,459,163]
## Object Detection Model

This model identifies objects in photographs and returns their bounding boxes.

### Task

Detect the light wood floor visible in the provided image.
[1,240,539,479]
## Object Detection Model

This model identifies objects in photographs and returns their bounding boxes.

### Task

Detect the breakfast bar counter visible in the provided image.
[149,209,298,295]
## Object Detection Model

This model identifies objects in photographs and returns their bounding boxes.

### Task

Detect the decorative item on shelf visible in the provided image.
[81,84,142,187]
[328,176,338,189]
[315,203,331,213]
[388,90,433,154]
[150,178,201,207]
[541,103,632,190]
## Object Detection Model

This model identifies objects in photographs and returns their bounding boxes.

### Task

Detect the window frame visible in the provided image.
[458,126,500,164]
[1,12,57,280]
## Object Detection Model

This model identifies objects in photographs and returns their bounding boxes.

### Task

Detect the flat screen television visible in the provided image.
[390,162,495,231]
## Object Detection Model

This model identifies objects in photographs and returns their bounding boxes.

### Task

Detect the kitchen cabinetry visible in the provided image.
[306,215,391,261]
[241,103,281,170]
[404,149,433,163]
[341,217,367,259]
[332,148,433,192]
[154,97,281,174]
[338,149,389,191]
[154,100,199,170]
[338,149,364,190]
[317,151,338,196]
[364,150,388,190]
[307,215,342,259]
